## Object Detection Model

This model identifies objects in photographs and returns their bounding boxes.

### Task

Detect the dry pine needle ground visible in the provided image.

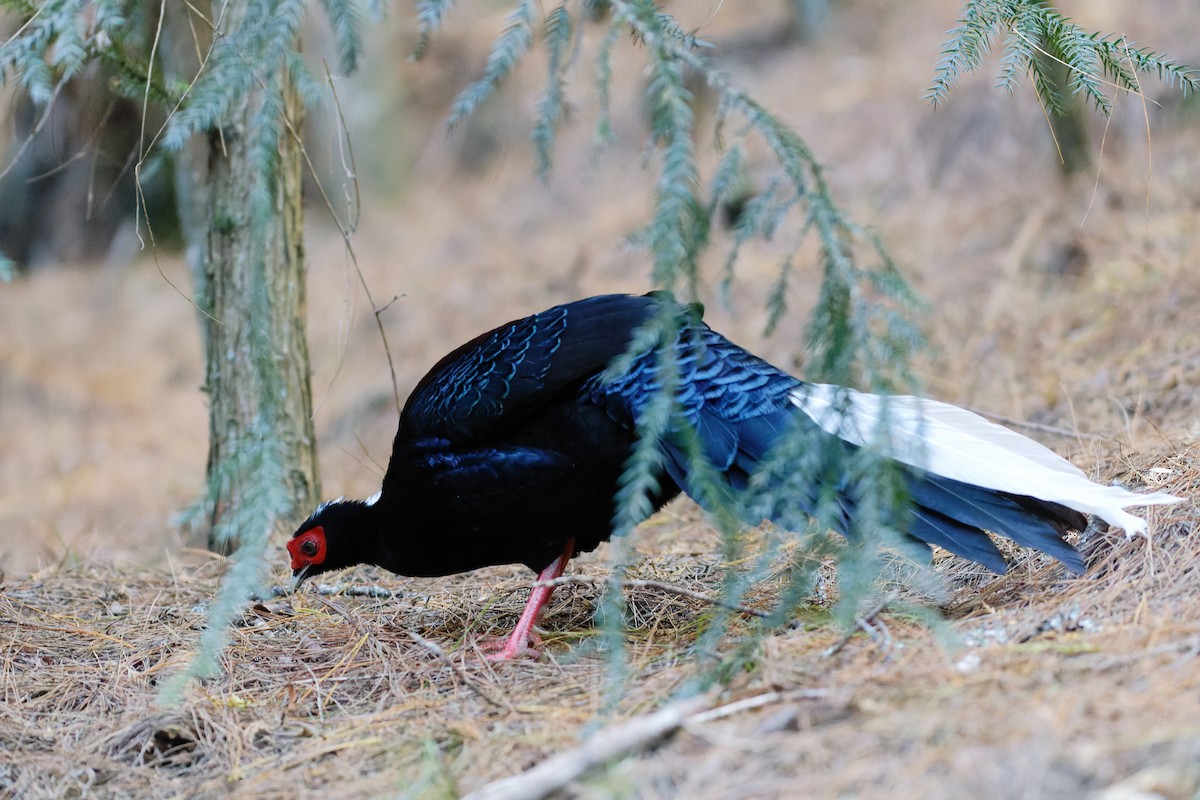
[2,446,1197,799]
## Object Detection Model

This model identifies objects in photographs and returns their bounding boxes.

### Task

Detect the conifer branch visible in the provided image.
[319,0,363,74]
[445,0,536,132]
[532,3,573,177]
[593,15,621,144]
[412,0,454,60]
[929,0,1198,112]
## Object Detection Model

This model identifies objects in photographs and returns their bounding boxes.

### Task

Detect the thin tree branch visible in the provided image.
[966,407,1109,442]
[0,77,67,182]
[534,574,770,619]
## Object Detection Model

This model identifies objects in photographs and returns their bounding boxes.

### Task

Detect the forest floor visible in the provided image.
[3,1,1200,798]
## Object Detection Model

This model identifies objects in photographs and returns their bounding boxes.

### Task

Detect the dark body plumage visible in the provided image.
[292,293,1096,584]
[366,294,684,576]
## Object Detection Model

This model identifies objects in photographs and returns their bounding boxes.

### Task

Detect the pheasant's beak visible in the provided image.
[290,565,311,592]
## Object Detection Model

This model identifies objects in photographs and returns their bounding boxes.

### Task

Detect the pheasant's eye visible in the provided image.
[300,539,319,557]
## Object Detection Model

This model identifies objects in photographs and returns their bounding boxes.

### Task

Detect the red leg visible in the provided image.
[483,538,574,662]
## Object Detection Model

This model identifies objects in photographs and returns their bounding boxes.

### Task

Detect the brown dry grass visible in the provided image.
[3,1,1200,798]
[2,466,1196,798]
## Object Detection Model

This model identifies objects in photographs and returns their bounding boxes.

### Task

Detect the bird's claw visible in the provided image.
[478,630,544,662]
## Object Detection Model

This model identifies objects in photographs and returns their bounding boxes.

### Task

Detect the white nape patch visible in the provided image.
[314,495,346,514]
[364,490,382,507]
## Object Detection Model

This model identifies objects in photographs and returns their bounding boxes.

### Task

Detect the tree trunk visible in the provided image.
[199,72,319,553]
[164,3,320,553]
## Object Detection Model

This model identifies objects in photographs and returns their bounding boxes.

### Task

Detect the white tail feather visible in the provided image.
[790,384,1183,534]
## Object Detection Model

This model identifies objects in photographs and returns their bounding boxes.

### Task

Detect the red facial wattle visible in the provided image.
[288,527,327,570]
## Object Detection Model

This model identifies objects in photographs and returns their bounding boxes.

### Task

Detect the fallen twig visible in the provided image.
[822,593,897,658]
[967,407,1109,442]
[534,574,769,619]
[464,694,713,800]
[262,583,397,600]
[466,688,839,800]
[685,688,833,725]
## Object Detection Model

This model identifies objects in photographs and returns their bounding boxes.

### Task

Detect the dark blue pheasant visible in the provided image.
[288,293,1179,659]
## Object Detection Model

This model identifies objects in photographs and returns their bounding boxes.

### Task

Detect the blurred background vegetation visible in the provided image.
[1,0,1197,579]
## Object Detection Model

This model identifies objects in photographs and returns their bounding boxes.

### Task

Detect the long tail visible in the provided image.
[598,308,1183,574]
[789,384,1183,535]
